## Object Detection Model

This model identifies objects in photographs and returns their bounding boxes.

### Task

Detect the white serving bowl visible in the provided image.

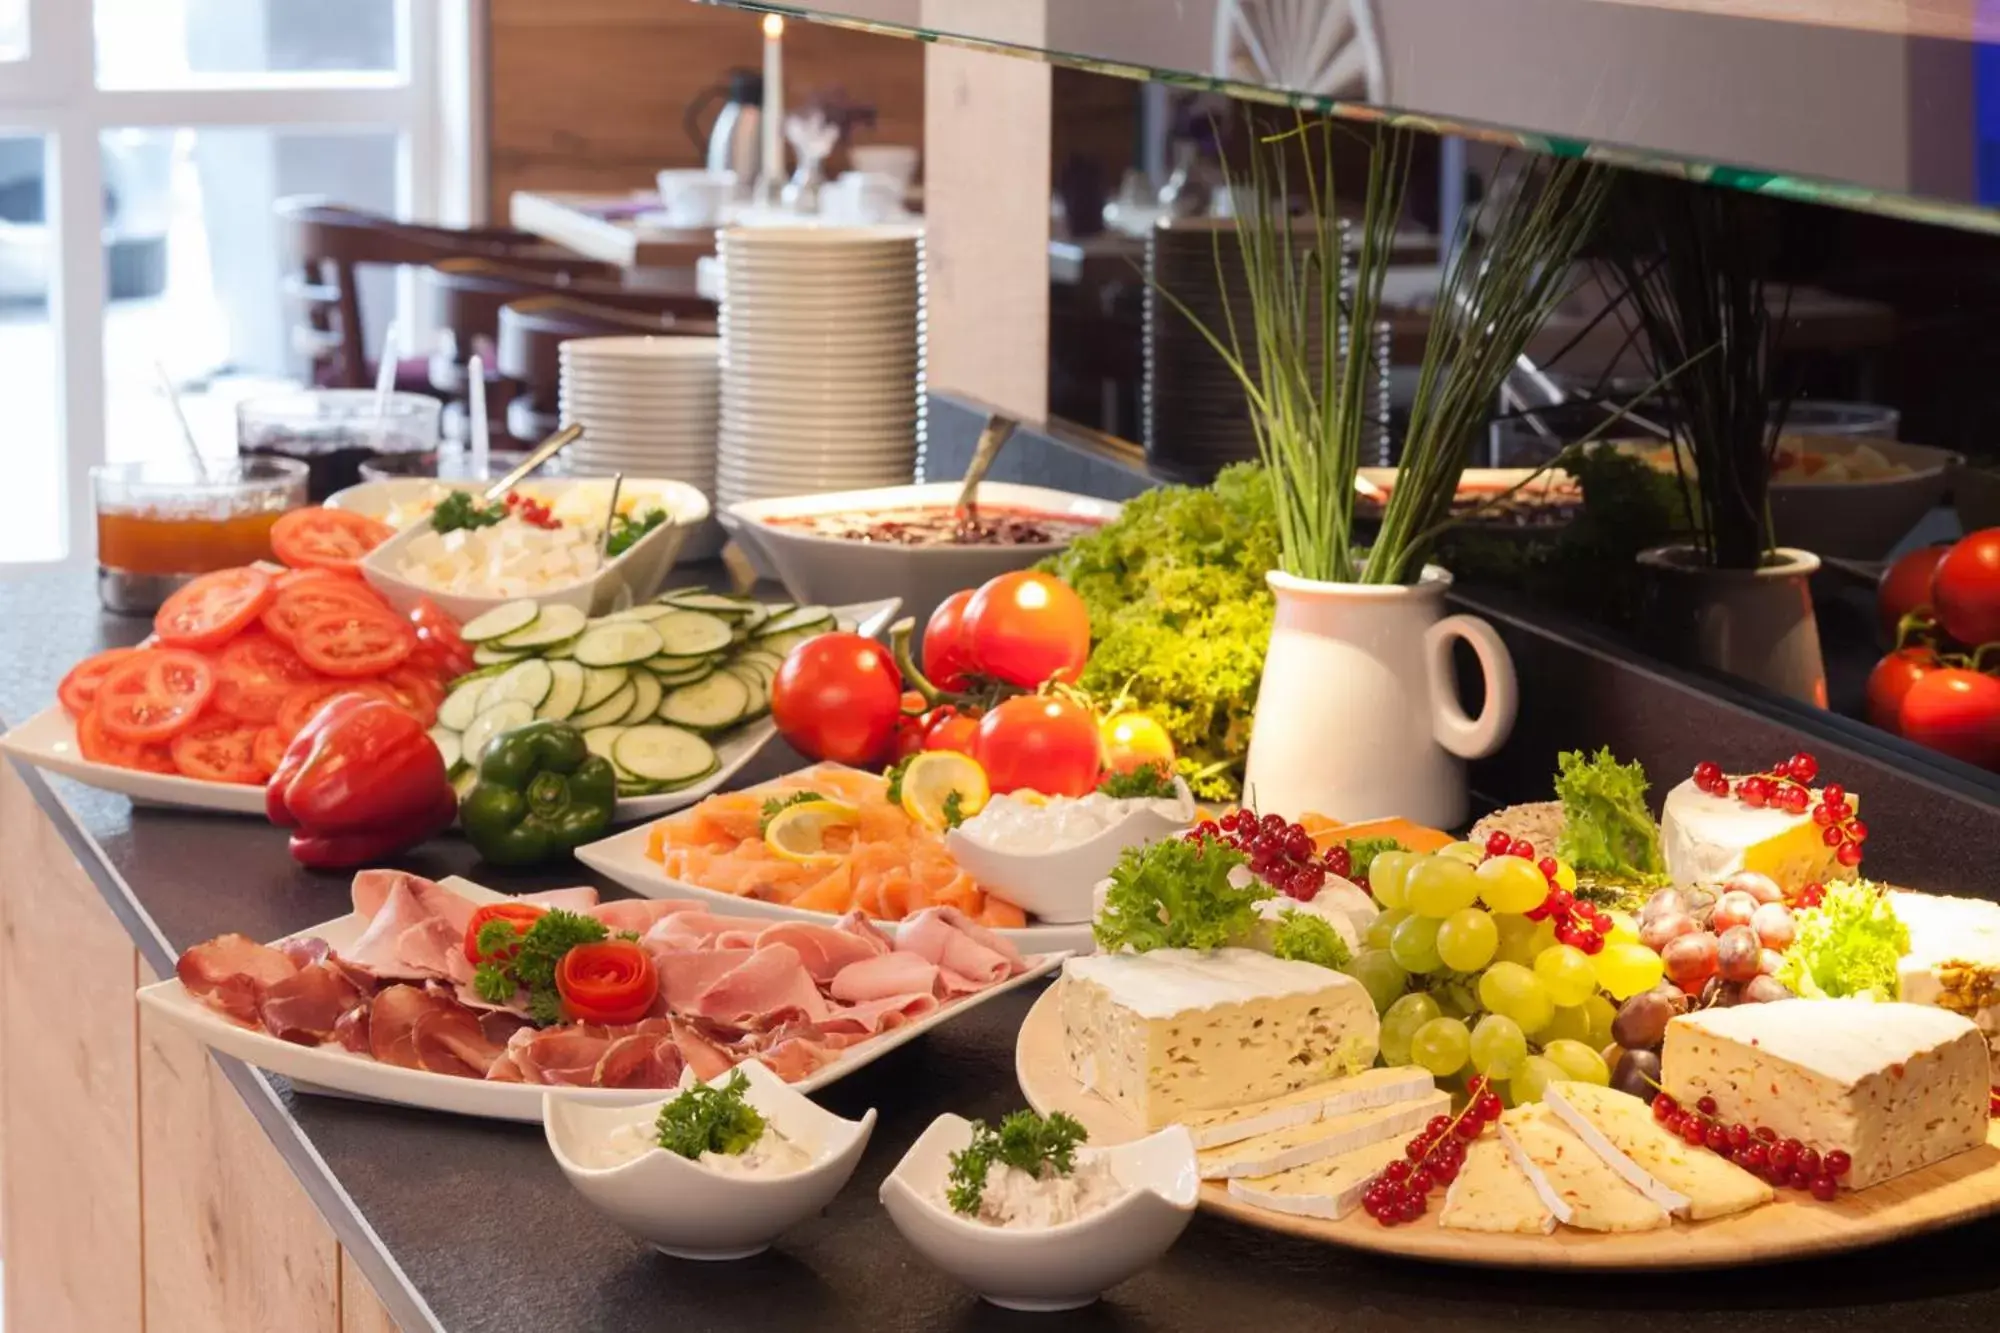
[544,1060,876,1261]
[944,780,1196,923]
[358,476,710,624]
[1768,435,1963,559]
[879,1114,1197,1311]
[720,482,1120,633]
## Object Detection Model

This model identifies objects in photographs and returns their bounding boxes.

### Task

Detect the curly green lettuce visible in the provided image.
[1553,747,1665,879]
[1094,836,1270,954]
[1776,879,1908,1001]
[1270,910,1352,971]
[1040,464,1279,800]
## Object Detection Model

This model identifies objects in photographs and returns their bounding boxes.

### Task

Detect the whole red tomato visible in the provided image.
[922,590,977,692]
[891,691,932,761]
[974,695,1102,796]
[923,709,979,755]
[1865,647,1939,734]
[1099,712,1176,775]
[1899,667,2000,769]
[1933,530,2000,647]
[961,572,1091,689]
[1877,545,1950,643]
[771,633,903,767]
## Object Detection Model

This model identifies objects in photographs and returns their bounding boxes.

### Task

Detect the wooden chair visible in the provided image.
[496,295,718,444]
[276,196,612,390]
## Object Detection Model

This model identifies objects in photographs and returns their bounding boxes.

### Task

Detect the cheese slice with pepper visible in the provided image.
[1226,1136,1407,1221]
[1662,999,1988,1191]
[1543,1080,1772,1220]
[1660,778,1853,894]
[1180,1067,1437,1149]
[1058,949,1379,1129]
[1439,1137,1557,1235]
[1198,1090,1449,1179]
[1499,1104,1671,1233]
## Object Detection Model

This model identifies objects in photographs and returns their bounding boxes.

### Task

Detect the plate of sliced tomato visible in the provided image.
[1,508,470,814]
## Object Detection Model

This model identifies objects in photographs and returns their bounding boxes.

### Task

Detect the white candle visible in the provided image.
[761,14,785,189]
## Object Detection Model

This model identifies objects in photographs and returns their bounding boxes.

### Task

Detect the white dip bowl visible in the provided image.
[944,780,1196,924]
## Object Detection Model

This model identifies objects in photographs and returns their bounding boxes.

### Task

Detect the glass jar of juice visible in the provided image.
[93,457,309,614]
[237,390,442,502]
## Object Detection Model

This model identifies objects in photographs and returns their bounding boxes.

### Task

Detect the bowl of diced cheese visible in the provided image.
[358,477,710,623]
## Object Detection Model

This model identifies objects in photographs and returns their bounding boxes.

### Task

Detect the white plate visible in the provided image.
[574,815,1097,956]
[135,875,1062,1123]
[559,335,721,363]
[0,597,900,821]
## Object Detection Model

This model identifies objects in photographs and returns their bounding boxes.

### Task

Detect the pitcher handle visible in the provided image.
[1424,614,1518,760]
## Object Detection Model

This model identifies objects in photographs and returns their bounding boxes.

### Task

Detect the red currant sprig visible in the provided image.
[1186,808,1329,903]
[1361,1078,1505,1226]
[1482,833,1612,954]
[1691,752,1867,869]
[1650,1092,1850,1201]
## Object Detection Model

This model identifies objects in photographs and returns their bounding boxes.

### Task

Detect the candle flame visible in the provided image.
[762,13,784,37]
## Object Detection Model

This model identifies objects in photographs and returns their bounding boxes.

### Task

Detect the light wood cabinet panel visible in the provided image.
[341,1250,404,1333]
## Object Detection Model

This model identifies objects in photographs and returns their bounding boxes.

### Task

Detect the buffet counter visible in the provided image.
[6,556,2000,1332]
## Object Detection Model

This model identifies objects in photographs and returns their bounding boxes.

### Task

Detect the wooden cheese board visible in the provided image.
[1014,987,2000,1269]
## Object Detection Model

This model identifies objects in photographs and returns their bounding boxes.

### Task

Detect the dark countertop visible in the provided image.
[10,558,2000,1332]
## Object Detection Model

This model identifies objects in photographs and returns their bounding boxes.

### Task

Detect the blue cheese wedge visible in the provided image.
[1891,891,2000,1076]
[1543,1081,1772,1220]
[1198,1089,1448,1179]
[1226,1136,1407,1221]
[1660,777,1851,894]
[1058,948,1379,1129]
[1439,1137,1557,1235]
[1180,1067,1436,1149]
[1498,1104,1671,1233]
[1662,999,1988,1191]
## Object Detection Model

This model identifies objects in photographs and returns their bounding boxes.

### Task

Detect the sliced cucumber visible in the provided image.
[600,603,677,623]
[756,627,822,658]
[613,725,718,786]
[756,605,833,638]
[536,659,586,721]
[542,637,577,660]
[621,670,664,725]
[437,678,490,732]
[724,664,771,717]
[577,665,629,712]
[646,657,716,686]
[660,671,752,733]
[428,727,463,774]
[651,610,736,658]
[472,644,529,667]
[733,649,783,681]
[461,600,539,644]
[460,700,535,770]
[581,724,628,768]
[478,659,554,713]
[497,602,587,650]
[660,591,757,620]
[572,620,663,667]
[569,680,637,730]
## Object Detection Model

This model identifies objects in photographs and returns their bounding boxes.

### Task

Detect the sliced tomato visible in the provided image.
[380,666,444,725]
[292,608,414,678]
[168,717,269,784]
[270,506,395,573]
[252,724,289,776]
[58,647,143,720]
[212,632,320,723]
[464,902,547,965]
[94,649,216,744]
[272,679,402,741]
[408,597,475,679]
[77,708,178,774]
[261,579,386,646]
[275,565,363,593]
[556,940,657,1026]
[153,567,276,651]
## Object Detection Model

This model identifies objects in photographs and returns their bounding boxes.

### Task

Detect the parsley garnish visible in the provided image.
[947,1111,1089,1216]
[1094,836,1269,953]
[431,491,507,534]
[607,507,669,558]
[883,756,914,805]
[941,790,966,829]
[759,790,825,836]
[1097,763,1178,800]
[656,1070,767,1160]
[470,908,608,1026]
[1270,909,1352,971]
[1342,836,1404,879]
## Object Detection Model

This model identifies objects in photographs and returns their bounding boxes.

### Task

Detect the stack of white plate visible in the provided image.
[558,335,720,487]
[715,224,925,507]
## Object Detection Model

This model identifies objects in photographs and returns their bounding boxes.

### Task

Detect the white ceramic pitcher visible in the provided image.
[1242,566,1518,829]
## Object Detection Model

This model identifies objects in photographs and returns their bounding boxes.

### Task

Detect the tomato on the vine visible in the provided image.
[1099,712,1175,775]
[960,572,1091,689]
[973,694,1101,796]
[1866,647,1939,735]
[1899,667,2000,769]
[922,590,977,692]
[923,709,979,755]
[1933,529,2000,648]
[771,633,903,767]
[1877,545,1950,643]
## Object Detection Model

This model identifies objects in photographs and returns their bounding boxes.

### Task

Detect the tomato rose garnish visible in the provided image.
[555,939,658,1026]
[464,902,547,966]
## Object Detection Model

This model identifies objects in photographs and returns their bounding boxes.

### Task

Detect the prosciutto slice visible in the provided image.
[897,907,1025,986]
[756,1035,832,1082]
[669,1016,736,1081]
[258,963,366,1045]
[829,951,938,1003]
[594,1033,687,1089]
[178,933,298,998]
[412,1006,506,1077]
[691,944,829,1025]
[508,1025,612,1086]
[279,937,330,969]
[368,984,453,1069]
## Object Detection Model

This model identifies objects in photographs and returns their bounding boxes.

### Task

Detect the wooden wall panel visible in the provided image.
[0,766,144,1333]
[488,0,925,217]
[341,1251,404,1333]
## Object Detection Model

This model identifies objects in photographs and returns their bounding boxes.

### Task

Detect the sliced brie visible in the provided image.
[1198,1089,1448,1179]
[1892,890,2000,1075]
[1180,1067,1435,1149]
[1660,777,1852,893]
[1439,1137,1557,1235]
[1544,1081,1771,1220]
[1499,1104,1670,1233]
[1226,1136,1407,1221]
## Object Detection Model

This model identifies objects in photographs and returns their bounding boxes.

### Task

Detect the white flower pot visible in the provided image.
[1242,566,1518,829]
[1635,544,1827,706]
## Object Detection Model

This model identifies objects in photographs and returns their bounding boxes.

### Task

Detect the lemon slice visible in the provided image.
[763,799,860,865]
[899,751,991,832]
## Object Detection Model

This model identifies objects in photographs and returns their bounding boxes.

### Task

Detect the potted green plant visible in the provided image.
[1608,178,1827,705]
[1159,121,1609,826]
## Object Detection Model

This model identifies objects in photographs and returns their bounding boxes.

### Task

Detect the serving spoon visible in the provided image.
[481,423,584,503]
[953,413,1020,540]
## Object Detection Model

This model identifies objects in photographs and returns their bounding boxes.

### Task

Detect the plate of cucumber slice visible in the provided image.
[431,590,901,822]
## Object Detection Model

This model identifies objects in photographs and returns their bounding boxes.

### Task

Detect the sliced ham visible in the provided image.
[177,933,299,1000]
[351,870,474,932]
[834,910,895,952]
[651,948,755,1013]
[484,1053,526,1083]
[757,1035,832,1082]
[817,990,939,1038]
[412,1005,505,1077]
[258,963,365,1045]
[517,885,602,913]
[478,1010,531,1048]
[669,1016,736,1081]
[346,879,445,980]
[368,984,447,1069]
[830,950,938,1003]
[642,911,753,946]
[396,914,463,979]
[896,907,1024,986]
[588,898,704,934]
[692,944,828,1025]
[594,1033,686,1089]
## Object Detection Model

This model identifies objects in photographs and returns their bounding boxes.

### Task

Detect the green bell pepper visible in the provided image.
[461,721,617,867]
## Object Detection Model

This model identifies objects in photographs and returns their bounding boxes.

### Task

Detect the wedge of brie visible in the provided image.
[1226,1136,1407,1221]
[1198,1090,1448,1179]
[1179,1067,1436,1149]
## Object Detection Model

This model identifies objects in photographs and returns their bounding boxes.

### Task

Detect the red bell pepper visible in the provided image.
[266,694,456,867]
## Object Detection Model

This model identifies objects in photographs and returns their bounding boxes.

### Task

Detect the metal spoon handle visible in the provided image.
[597,474,624,571]
[482,423,583,501]
[955,413,1019,527]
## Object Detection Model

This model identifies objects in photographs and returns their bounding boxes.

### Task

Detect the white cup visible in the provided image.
[654,169,737,227]
[821,172,906,224]
[848,144,918,191]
